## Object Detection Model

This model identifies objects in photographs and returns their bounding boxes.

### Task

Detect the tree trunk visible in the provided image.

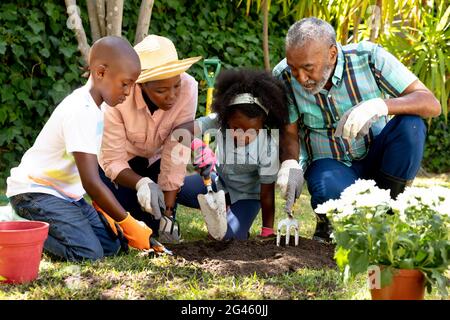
[96,0,106,37]
[135,0,154,45]
[262,0,270,71]
[86,0,101,42]
[106,0,123,36]
[65,0,90,65]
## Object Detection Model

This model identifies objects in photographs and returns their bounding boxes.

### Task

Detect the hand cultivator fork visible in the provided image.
[276,210,299,246]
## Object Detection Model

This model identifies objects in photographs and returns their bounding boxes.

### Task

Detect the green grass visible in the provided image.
[1,173,449,300]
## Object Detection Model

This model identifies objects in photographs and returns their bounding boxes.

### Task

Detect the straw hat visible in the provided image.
[134,35,202,83]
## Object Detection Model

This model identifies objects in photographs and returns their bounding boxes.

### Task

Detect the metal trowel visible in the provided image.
[197,175,227,240]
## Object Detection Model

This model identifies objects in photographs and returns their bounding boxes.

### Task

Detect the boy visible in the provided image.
[6,36,152,261]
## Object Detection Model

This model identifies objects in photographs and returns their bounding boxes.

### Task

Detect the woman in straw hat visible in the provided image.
[98,35,201,243]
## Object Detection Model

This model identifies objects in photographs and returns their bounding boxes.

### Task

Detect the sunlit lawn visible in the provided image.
[0,173,448,300]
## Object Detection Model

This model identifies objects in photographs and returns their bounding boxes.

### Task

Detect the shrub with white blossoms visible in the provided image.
[316,179,450,297]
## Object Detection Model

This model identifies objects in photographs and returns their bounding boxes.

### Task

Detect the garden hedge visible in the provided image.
[0,0,447,189]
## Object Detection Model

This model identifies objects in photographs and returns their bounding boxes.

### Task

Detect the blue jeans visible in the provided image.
[177,173,261,240]
[305,115,427,209]
[98,157,162,235]
[9,193,121,262]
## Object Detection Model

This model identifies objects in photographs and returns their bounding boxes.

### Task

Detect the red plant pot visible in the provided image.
[370,269,425,300]
[0,221,49,284]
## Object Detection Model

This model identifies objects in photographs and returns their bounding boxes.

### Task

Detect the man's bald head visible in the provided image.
[88,36,141,107]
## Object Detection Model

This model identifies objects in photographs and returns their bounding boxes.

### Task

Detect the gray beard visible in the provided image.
[303,64,334,95]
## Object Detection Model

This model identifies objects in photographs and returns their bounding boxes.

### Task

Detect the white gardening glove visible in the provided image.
[135,177,165,220]
[276,159,305,212]
[334,98,388,140]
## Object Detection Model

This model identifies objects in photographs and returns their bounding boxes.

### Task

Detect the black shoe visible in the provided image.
[375,171,413,200]
[313,214,332,244]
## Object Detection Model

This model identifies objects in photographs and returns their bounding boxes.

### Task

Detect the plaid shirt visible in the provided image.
[273,41,417,170]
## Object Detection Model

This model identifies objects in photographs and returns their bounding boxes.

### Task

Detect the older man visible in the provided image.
[274,17,441,242]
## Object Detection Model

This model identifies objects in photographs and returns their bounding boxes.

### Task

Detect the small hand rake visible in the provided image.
[276,210,299,246]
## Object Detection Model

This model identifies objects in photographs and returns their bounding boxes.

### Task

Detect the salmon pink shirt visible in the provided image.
[99,73,197,191]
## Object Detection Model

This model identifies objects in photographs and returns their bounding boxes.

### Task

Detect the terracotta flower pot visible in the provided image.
[0,221,49,284]
[370,268,425,300]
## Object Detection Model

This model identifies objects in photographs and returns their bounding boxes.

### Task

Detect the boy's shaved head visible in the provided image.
[89,36,140,71]
[88,36,141,107]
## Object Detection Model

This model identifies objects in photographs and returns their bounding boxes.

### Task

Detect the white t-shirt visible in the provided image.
[6,81,105,201]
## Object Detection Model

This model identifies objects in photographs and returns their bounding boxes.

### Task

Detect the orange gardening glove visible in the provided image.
[92,201,119,235]
[118,213,153,250]
[92,201,152,250]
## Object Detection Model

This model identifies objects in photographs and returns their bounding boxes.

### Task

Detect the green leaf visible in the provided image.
[334,246,350,270]
[11,44,25,59]
[59,46,77,58]
[0,108,7,124]
[1,89,14,102]
[28,20,45,35]
[349,250,369,274]
[436,49,448,116]
[44,2,59,21]
[436,5,450,32]
[431,270,449,297]
[17,92,28,101]
[380,267,394,288]
[414,250,428,264]
[0,42,6,55]
[398,259,415,269]
[40,47,50,58]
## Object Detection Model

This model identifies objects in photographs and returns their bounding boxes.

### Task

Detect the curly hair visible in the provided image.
[212,69,288,130]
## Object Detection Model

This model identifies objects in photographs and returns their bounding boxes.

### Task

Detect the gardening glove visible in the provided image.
[191,138,217,178]
[118,212,153,250]
[260,227,275,238]
[93,201,119,236]
[92,202,152,250]
[136,177,165,220]
[334,98,388,140]
[277,159,304,212]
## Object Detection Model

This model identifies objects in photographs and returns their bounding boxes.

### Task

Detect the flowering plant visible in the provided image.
[316,179,450,297]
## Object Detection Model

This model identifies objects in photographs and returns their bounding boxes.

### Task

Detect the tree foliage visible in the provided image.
[0,0,292,188]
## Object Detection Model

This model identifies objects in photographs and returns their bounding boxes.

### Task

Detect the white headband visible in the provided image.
[228,93,269,115]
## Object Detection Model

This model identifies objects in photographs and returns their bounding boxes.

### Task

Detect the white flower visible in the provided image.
[435,198,450,217]
[334,204,356,221]
[390,199,408,221]
[340,179,377,200]
[393,185,450,221]
[315,199,343,214]
[315,198,357,222]
[339,179,391,209]
[429,186,449,201]
[353,188,391,208]
[398,186,448,206]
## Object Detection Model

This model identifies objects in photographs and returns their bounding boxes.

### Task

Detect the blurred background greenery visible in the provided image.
[0,0,449,189]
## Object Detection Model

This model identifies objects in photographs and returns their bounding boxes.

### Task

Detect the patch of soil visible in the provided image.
[170,236,336,276]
